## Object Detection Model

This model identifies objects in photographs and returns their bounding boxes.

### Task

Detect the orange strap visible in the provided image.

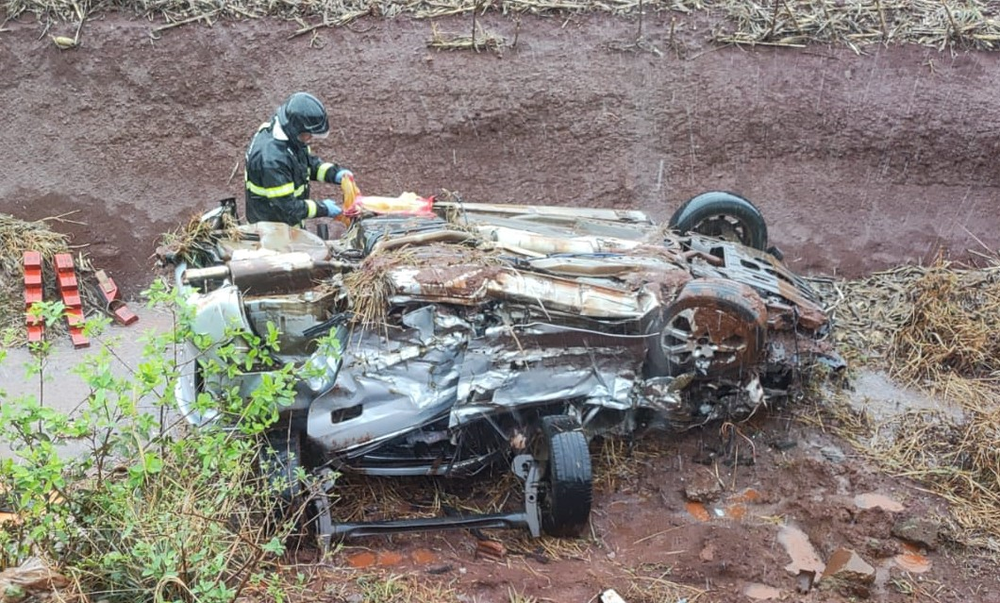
[337,176,360,225]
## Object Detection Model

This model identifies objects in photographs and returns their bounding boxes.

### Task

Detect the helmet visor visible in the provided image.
[311,130,330,140]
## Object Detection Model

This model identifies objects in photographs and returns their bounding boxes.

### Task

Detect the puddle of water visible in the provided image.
[685,501,711,521]
[854,492,904,512]
[725,503,747,520]
[894,543,931,573]
[744,583,782,600]
[346,551,377,568]
[411,548,437,564]
[347,549,437,568]
[894,553,931,573]
[731,488,762,504]
[376,551,404,567]
[847,370,963,427]
[777,525,825,577]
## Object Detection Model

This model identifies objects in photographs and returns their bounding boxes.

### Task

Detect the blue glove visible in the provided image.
[333,169,354,185]
[319,199,341,217]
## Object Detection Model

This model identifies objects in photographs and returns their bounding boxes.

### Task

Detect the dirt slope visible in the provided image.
[2,13,999,297]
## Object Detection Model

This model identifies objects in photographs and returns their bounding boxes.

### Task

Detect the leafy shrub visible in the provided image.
[0,280,326,602]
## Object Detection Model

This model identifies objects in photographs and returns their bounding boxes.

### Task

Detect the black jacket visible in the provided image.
[244,120,343,225]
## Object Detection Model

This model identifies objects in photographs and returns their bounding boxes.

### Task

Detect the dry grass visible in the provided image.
[342,247,418,332]
[427,20,507,53]
[712,0,1000,52]
[7,0,1000,52]
[0,213,104,345]
[813,254,1000,549]
[621,563,707,603]
[155,209,241,268]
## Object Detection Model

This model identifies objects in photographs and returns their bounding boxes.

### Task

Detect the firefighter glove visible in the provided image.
[319,199,342,217]
[334,169,354,185]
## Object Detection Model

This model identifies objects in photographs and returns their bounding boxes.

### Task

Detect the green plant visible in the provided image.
[0,279,335,601]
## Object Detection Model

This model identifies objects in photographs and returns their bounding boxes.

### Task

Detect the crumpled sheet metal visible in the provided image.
[686,236,829,331]
[308,305,652,454]
[388,264,659,319]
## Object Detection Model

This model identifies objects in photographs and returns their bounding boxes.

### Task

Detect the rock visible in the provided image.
[744,583,782,600]
[824,548,876,584]
[891,516,940,551]
[820,446,846,463]
[769,439,797,451]
[683,473,723,503]
[699,544,716,562]
[821,548,876,599]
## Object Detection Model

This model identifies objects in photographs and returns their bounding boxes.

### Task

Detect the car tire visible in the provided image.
[668,191,769,251]
[645,278,768,378]
[535,415,593,538]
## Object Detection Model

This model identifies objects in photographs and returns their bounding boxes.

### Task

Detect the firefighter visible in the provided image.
[244,92,358,225]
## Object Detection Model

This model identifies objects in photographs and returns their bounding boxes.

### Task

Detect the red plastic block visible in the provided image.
[53,253,89,349]
[95,270,138,326]
[111,301,139,326]
[23,251,44,343]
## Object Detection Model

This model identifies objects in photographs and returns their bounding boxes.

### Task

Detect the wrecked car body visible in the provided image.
[163,191,841,541]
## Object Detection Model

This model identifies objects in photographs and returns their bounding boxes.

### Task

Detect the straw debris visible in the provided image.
[6,1,1000,52]
[815,254,1000,549]
[0,213,101,345]
[155,209,241,268]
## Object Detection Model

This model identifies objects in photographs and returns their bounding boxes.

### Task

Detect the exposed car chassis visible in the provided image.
[160,191,842,542]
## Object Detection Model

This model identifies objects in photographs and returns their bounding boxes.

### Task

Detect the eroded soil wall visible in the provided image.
[2,14,999,294]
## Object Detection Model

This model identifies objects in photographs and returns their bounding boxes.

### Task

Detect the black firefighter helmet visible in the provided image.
[277,92,330,141]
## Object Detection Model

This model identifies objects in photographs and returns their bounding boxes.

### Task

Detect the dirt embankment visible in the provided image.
[1,13,999,297]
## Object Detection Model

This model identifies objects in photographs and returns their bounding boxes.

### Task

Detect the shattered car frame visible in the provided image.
[162,191,841,542]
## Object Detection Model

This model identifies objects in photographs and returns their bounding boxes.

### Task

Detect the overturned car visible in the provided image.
[161,191,841,542]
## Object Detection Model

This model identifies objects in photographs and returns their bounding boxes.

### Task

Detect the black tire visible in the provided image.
[534,415,593,537]
[668,191,769,251]
[645,278,768,378]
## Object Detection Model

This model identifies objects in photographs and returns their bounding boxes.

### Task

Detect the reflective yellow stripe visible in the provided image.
[317,162,335,182]
[247,180,295,198]
[305,200,318,219]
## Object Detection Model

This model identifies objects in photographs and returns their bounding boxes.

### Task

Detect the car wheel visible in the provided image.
[646,279,768,378]
[534,415,592,538]
[668,191,769,251]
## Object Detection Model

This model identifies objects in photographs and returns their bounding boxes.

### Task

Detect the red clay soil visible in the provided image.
[2,10,999,603]
[2,12,999,298]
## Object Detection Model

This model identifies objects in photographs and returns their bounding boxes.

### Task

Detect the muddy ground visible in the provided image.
[2,8,999,603]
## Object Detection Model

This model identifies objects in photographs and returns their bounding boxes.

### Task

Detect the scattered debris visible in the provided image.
[683,473,723,504]
[743,583,782,600]
[95,270,138,326]
[823,548,876,588]
[795,570,816,595]
[892,543,932,574]
[600,588,628,603]
[778,525,825,580]
[853,493,904,513]
[0,558,68,602]
[890,516,940,551]
[474,539,505,561]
